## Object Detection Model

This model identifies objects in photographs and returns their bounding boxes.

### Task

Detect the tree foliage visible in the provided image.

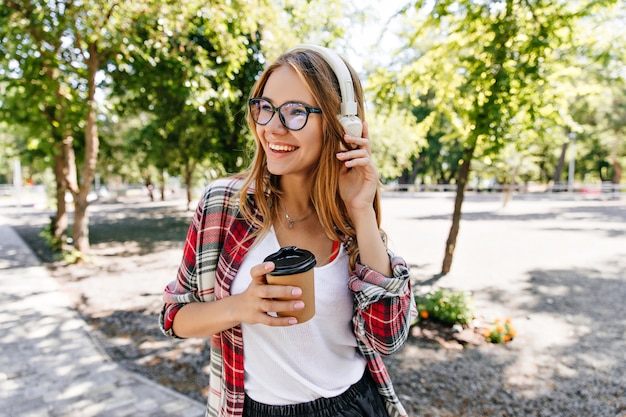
[0,0,350,252]
[108,1,269,208]
[369,0,623,274]
[1,0,622,262]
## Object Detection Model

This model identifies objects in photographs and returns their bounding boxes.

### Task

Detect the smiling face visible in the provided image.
[255,65,324,178]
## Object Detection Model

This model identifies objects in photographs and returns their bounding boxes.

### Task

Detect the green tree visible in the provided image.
[371,0,619,274]
[0,0,80,247]
[0,0,174,252]
[109,1,268,209]
[109,0,349,208]
[568,4,626,185]
[368,110,426,183]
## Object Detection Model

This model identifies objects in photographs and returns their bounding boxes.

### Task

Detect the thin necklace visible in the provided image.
[281,203,315,229]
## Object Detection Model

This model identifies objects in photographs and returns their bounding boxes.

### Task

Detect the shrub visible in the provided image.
[39,224,86,264]
[415,288,475,326]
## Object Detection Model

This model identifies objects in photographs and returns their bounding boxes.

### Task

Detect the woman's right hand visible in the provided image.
[172,262,304,337]
[237,261,304,326]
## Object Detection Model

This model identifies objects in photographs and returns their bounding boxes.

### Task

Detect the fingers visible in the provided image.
[362,120,369,138]
[341,135,370,151]
[254,295,305,327]
[336,137,372,169]
[257,282,303,300]
[336,119,371,168]
[258,299,305,326]
[247,262,304,326]
[249,261,274,285]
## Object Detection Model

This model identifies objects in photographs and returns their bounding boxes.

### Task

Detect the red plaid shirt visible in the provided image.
[160,177,417,417]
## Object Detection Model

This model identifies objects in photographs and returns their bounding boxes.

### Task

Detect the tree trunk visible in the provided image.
[72,42,100,253]
[184,161,196,211]
[52,131,79,250]
[502,163,521,208]
[159,169,166,201]
[186,174,193,211]
[145,179,155,202]
[441,146,475,275]
[406,153,425,186]
[611,136,622,184]
[52,144,68,249]
[613,160,622,185]
[552,141,568,186]
[73,198,90,252]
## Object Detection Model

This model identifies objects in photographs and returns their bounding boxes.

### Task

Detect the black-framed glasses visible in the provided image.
[249,98,322,131]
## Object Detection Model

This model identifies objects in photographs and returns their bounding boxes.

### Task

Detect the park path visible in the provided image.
[0,216,205,417]
[380,193,626,416]
[1,191,625,416]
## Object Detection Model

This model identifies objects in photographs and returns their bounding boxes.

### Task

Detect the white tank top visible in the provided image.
[230,227,366,405]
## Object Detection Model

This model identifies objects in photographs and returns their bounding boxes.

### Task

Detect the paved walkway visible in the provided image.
[0,220,205,417]
[1,192,624,416]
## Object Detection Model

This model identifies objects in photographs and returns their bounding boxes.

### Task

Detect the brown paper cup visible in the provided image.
[266,269,315,323]
[264,246,317,324]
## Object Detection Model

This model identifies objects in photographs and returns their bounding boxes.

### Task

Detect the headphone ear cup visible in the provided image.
[338,115,363,138]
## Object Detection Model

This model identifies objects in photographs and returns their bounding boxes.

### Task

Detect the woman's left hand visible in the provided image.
[336,121,379,214]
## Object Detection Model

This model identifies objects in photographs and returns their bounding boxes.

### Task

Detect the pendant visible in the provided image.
[284,210,313,229]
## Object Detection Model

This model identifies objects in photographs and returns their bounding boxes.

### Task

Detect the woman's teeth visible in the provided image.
[269,143,296,152]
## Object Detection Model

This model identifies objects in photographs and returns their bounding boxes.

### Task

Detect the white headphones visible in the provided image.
[287,44,363,138]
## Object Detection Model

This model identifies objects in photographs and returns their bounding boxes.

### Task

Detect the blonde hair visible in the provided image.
[236,47,384,268]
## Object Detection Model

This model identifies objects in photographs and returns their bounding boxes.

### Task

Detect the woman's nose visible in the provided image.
[265,112,288,133]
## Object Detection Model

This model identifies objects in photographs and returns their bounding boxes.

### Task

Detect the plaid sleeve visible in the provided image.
[349,249,418,355]
[159,195,204,338]
[158,178,244,339]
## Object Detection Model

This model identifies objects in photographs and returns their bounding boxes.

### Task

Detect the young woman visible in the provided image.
[160,45,417,417]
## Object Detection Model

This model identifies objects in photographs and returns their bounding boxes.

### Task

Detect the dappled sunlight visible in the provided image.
[390,253,626,415]
[84,308,211,403]
[501,312,592,398]
[0,260,204,416]
[87,201,192,252]
[3,195,623,415]
[515,312,589,350]
[1,267,126,409]
[501,263,626,403]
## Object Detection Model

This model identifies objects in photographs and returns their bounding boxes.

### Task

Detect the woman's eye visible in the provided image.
[287,107,306,116]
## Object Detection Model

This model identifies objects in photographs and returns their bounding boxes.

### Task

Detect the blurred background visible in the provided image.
[1,0,624,261]
[1,2,625,415]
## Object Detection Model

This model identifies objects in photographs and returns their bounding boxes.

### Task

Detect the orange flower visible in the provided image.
[504,335,511,342]
[420,310,429,319]
[508,328,517,338]
[495,325,505,333]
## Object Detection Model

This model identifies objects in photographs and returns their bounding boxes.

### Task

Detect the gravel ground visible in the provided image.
[5,192,626,417]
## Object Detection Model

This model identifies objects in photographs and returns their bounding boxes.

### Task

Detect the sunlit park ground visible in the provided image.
[1,185,625,415]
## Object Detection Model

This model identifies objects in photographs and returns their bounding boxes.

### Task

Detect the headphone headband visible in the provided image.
[287,44,358,117]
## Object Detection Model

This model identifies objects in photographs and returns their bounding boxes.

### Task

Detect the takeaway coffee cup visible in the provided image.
[263,246,316,323]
